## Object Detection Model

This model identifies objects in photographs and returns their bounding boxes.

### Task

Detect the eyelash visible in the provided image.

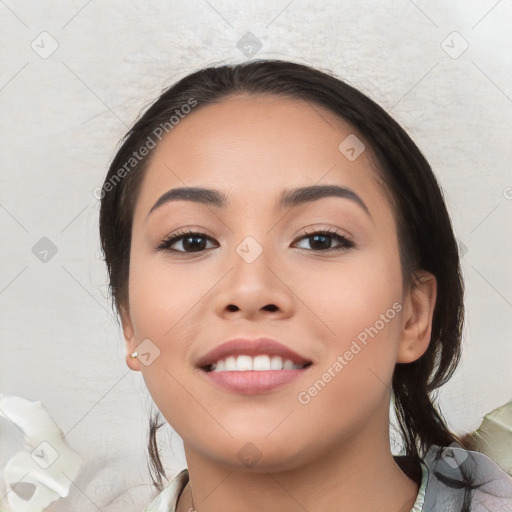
[154,227,355,254]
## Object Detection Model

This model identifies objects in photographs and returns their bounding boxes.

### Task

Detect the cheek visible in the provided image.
[126,246,223,397]
[296,249,403,393]
[296,247,403,340]
[126,253,205,432]
[127,251,206,340]
[293,262,403,440]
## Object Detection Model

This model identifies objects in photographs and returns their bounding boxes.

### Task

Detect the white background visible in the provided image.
[1,1,511,510]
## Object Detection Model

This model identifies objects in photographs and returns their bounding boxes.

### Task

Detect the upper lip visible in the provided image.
[196,337,313,369]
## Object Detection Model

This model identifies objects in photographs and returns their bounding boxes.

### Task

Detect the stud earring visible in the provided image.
[130,351,138,358]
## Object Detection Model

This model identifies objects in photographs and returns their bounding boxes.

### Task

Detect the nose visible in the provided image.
[213,238,294,321]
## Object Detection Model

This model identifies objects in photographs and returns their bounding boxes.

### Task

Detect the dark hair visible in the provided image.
[99,59,467,499]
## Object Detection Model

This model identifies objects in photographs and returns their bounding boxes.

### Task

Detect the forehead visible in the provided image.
[133,94,388,220]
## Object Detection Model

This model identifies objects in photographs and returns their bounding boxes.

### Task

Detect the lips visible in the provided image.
[196,337,313,371]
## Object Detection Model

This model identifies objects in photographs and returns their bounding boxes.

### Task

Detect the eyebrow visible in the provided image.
[145,184,371,220]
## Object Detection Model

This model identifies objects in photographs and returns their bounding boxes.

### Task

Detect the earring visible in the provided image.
[130,351,138,358]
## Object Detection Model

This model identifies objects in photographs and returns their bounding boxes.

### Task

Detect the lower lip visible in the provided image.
[201,368,311,394]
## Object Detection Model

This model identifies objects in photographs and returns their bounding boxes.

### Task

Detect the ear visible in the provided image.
[397,271,437,364]
[120,304,141,372]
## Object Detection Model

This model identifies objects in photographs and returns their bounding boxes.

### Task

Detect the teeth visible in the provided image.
[210,355,305,372]
[254,355,270,370]
[270,355,283,370]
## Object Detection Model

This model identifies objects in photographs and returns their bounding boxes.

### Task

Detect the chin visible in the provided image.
[194,432,319,473]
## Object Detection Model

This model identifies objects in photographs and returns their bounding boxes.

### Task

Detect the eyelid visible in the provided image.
[293,225,353,241]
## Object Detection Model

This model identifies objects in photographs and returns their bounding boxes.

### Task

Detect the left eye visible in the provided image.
[292,229,354,252]
[155,228,354,254]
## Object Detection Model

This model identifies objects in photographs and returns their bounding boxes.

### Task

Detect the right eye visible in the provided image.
[155,229,218,253]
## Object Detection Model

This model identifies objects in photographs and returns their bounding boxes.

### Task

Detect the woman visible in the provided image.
[99,60,512,511]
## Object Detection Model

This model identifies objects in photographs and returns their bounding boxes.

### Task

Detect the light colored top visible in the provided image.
[142,444,512,511]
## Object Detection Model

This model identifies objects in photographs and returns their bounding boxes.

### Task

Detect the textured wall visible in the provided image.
[1,1,511,510]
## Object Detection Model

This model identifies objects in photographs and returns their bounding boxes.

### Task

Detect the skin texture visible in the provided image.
[120,95,437,512]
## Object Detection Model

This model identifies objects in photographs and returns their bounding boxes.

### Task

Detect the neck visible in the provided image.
[178,419,419,512]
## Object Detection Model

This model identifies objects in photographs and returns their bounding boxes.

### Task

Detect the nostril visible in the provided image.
[227,304,239,311]
[263,304,278,312]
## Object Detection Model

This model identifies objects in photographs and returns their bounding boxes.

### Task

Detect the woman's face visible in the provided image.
[121,94,426,470]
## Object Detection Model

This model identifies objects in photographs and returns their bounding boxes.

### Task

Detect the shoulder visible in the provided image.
[142,468,189,512]
[421,443,512,511]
